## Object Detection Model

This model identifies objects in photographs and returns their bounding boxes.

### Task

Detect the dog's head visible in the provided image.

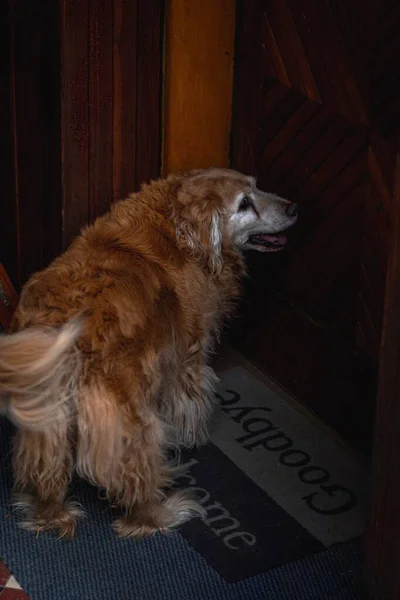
[173,168,297,272]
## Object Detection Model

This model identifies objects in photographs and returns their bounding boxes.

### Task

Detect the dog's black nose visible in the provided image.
[285,202,297,217]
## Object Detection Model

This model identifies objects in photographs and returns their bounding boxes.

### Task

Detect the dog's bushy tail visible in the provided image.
[0,320,82,430]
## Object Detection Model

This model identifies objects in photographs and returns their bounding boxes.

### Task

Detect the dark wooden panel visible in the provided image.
[135,0,163,184]
[365,138,400,600]
[228,288,376,454]
[264,0,319,102]
[41,1,63,270]
[256,96,369,338]
[2,0,164,286]
[60,0,90,247]
[290,0,369,122]
[89,0,114,220]
[258,102,333,190]
[230,0,391,451]
[11,1,44,282]
[230,0,265,175]
[259,88,306,152]
[113,0,138,199]
[0,0,19,289]
[9,0,63,284]
[370,3,400,140]
[258,97,318,169]
[357,0,400,371]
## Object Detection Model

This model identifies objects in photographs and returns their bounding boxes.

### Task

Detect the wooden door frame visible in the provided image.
[162,0,236,174]
[364,139,400,599]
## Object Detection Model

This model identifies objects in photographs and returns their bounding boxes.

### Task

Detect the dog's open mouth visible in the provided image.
[248,233,287,251]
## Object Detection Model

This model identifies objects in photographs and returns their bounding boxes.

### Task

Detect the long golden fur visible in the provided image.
[0,168,296,538]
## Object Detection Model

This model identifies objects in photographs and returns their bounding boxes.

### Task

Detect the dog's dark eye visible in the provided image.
[238,195,252,211]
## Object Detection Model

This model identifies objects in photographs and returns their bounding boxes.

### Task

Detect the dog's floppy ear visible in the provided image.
[175,192,223,276]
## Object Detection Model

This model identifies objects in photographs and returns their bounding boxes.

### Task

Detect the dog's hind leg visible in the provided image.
[12,418,83,538]
[162,342,218,448]
[113,489,206,538]
[111,423,206,538]
[76,375,204,537]
[77,377,204,537]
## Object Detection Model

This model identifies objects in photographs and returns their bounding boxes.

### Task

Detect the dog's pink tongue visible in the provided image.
[259,234,287,245]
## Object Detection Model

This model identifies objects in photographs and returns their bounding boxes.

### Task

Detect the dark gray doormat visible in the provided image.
[178,366,368,582]
[0,366,367,599]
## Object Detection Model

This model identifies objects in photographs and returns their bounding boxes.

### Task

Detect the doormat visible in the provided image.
[177,366,369,582]
[0,367,367,599]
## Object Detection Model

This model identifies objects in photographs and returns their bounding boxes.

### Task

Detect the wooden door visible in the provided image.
[0,0,164,291]
[365,138,400,600]
[230,0,399,455]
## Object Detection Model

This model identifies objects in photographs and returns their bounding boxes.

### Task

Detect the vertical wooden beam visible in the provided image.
[11,2,45,282]
[162,0,236,174]
[135,0,164,185]
[61,0,90,248]
[0,0,19,288]
[89,0,114,220]
[365,138,400,599]
[113,0,138,200]
[230,0,265,176]
[8,0,63,284]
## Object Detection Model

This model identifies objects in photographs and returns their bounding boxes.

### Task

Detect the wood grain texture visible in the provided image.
[228,287,376,454]
[11,1,44,282]
[357,0,400,367]
[0,0,19,289]
[6,0,63,285]
[229,0,395,451]
[364,4,400,596]
[162,0,236,174]
[89,0,114,220]
[232,1,394,359]
[113,0,138,199]
[60,0,90,247]
[3,0,164,285]
[365,138,400,600]
[230,0,265,176]
[135,0,164,184]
